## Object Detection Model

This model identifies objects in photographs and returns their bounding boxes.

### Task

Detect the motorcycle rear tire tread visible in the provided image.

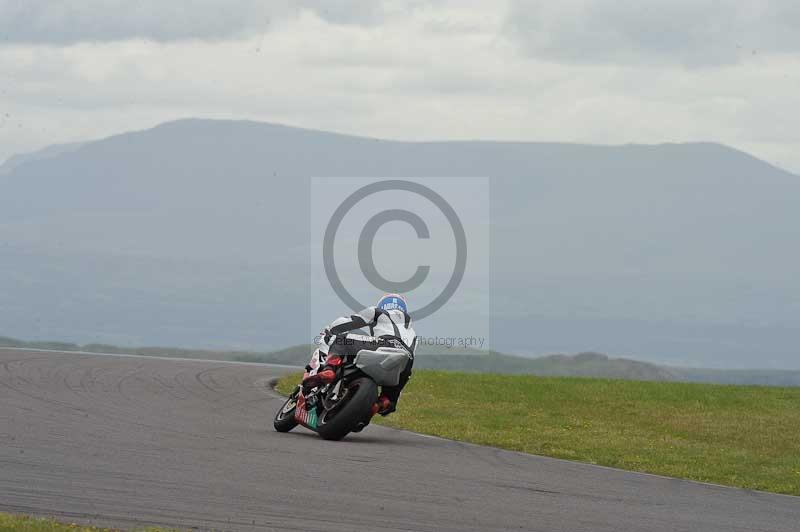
[316,377,377,441]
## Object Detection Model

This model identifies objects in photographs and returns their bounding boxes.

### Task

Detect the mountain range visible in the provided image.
[2,119,799,369]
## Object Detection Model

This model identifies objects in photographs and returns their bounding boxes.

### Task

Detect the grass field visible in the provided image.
[0,513,168,532]
[276,370,800,496]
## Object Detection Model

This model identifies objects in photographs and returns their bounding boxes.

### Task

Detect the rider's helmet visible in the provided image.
[377,293,408,314]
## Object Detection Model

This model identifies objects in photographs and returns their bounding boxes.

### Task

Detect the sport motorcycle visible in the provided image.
[273,345,411,440]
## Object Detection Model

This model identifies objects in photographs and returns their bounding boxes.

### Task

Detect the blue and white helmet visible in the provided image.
[377,293,408,314]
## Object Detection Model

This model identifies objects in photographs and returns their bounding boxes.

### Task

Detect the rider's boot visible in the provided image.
[375,394,395,416]
[352,394,392,433]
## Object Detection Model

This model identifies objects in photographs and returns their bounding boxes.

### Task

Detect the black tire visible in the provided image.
[316,377,377,441]
[273,390,299,432]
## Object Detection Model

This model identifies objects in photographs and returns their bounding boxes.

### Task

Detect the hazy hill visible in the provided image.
[235,345,685,380]
[5,334,798,386]
[2,119,800,369]
[0,141,85,176]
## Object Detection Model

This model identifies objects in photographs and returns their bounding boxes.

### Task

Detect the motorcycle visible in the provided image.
[273,345,412,440]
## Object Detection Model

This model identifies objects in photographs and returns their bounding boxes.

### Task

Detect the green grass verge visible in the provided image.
[276,370,800,496]
[0,513,170,532]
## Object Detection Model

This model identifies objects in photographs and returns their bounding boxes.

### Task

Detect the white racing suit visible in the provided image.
[307,306,417,408]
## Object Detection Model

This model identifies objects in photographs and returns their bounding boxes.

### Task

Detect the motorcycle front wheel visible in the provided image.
[273,388,300,432]
[316,377,377,441]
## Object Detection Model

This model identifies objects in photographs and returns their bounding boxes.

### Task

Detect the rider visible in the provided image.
[303,293,417,416]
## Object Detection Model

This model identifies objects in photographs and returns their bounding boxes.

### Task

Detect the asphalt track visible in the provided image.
[0,349,797,531]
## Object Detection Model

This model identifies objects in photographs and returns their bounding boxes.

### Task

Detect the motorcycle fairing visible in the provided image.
[303,348,324,381]
[294,391,319,429]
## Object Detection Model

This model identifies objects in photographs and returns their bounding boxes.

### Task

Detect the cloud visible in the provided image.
[0,0,799,175]
[507,0,800,66]
[0,0,389,44]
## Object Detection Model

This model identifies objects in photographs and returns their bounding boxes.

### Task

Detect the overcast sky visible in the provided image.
[1,0,799,172]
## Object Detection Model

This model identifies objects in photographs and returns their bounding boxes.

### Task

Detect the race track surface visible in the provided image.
[0,349,797,532]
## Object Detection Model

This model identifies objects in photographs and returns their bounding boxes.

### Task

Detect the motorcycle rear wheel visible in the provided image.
[316,377,377,441]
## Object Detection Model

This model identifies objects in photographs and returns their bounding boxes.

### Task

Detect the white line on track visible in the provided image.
[0,346,302,369]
